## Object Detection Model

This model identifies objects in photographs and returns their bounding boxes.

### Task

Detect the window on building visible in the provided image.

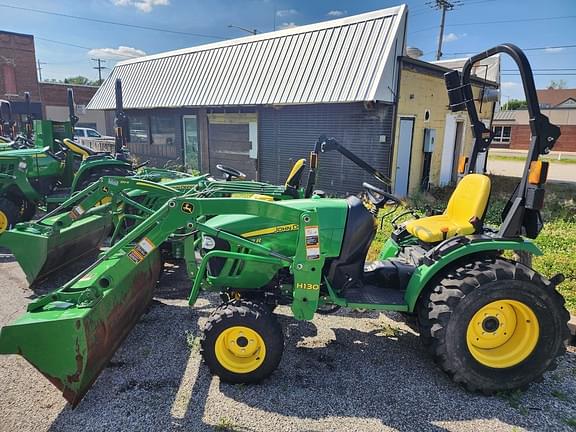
[493,126,511,143]
[151,114,176,145]
[129,115,149,144]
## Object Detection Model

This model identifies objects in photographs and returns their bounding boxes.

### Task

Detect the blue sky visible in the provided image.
[1,0,574,101]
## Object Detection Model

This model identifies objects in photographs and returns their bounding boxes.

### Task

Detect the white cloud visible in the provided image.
[327,10,347,17]
[276,8,297,17]
[112,0,169,13]
[278,22,298,29]
[545,47,564,53]
[501,81,520,89]
[442,32,461,43]
[88,46,147,60]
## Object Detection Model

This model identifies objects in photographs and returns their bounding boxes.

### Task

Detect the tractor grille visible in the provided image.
[0,163,15,176]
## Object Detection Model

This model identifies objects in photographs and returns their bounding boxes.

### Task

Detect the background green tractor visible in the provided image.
[0,44,570,406]
[0,82,143,232]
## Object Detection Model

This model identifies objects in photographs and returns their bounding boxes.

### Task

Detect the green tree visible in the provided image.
[502,99,528,110]
[63,76,90,85]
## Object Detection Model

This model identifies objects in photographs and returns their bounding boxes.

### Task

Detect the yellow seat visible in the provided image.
[247,159,307,201]
[404,174,491,243]
[62,138,96,159]
[285,158,306,189]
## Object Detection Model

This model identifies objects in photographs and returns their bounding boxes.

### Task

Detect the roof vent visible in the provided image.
[407,47,423,59]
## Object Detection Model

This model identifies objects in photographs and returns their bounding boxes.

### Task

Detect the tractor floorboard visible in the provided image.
[344,284,406,305]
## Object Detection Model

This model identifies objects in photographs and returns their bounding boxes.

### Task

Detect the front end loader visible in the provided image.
[0,82,194,233]
[0,44,570,406]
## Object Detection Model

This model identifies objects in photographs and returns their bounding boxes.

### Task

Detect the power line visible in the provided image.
[502,68,576,71]
[410,14,576,34]
[36,37,93,51]
[0,3,227,40]
[444,44,576,56]
[502,73,576,76]
[35,37,141,60]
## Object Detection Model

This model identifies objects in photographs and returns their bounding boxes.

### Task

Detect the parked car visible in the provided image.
[74,127,113,139]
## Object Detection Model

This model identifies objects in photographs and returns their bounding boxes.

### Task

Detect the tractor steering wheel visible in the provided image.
[363,182,401,208]
[216,164,247,181]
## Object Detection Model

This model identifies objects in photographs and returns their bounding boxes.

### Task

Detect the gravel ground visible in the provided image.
[0,258,575,432]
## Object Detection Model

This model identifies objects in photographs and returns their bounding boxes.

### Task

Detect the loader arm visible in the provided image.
[0,197,322,405]
[305,135,391,197]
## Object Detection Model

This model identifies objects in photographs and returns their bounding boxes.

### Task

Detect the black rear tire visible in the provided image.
[0,198,20,232]
[75,166,133,191]
[201,300,284,384]
[419,257,570,393]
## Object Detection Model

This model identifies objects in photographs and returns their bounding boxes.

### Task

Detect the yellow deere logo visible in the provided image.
[181,202,194,213]
[102,186,109,193]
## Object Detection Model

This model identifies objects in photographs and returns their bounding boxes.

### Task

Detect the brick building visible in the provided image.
[492,108,576,153]
[0,30,110,133]
[40,82,110,132]
[0,30,42,120]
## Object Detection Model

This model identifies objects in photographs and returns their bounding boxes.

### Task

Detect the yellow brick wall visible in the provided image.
[391,67,495,194]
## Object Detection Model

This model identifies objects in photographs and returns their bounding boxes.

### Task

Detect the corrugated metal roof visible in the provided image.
[494,110,518,121]
[493,108,576,125]
[87,6,407,110]
[432,56,501,84]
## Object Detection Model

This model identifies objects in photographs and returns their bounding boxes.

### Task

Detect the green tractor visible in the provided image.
[0,82,156,232]
[0,44,571,406]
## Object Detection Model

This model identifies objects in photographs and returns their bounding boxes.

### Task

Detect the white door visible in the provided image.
[440,114,458,186]
[394,118,414,197]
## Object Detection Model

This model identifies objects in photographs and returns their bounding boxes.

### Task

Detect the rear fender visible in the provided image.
[71,159,132,192]
[405,236,542,312]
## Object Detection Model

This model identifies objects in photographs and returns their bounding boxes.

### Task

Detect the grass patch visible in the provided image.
[565,417,576,429]
[489,154,576,164]
[185,330,201,352]
[214,417,238,431]
[368,175,576,313]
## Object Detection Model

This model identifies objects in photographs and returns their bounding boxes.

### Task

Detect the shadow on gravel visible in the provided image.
[218,314,576,432]
[33,260,576,432]
[46,298,218,432]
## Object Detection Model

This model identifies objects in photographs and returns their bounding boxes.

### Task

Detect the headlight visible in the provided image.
[202,235,216,250]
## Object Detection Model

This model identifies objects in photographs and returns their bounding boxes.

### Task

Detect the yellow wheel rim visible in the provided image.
[0,210,8,233]
[215,326,266,374]
[466,299,539,368]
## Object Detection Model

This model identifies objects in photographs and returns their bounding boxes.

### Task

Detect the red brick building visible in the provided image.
[0,30,43,121]
[0,30,110,132]
[492,93,576,153]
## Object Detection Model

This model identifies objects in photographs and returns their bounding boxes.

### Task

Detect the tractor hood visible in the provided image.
[0,147,51,158]
[204,198,349,258]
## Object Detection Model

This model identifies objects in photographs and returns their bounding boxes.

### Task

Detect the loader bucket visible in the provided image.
[0,213,113,286]
[0,247,161,406]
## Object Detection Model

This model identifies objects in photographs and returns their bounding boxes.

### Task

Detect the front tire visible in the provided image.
[419,258,570,393]
[201,300,284,383]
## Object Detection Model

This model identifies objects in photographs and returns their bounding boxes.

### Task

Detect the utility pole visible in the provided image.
[91,58,108,84]
[429,0,458,60]
[228,24,257,35]
[36,59,47,82]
